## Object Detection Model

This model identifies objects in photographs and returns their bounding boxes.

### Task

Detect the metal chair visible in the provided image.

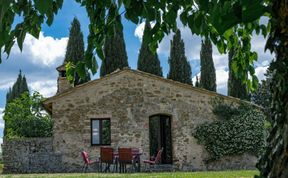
[100,147,114,172]
[143,147,163,171]
[118,148,136,173]
[81,151,99,172]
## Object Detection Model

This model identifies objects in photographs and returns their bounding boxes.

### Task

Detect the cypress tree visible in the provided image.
[4,70,29,136]
[137,22,162,76]
[64,17,90,85]
[21,75,29,93]
[6,88,12,103]
[228,49,248,99]
[6,70,29,103]
[200,39,216,91]
[100,4,129,77]
[167,29,192,85]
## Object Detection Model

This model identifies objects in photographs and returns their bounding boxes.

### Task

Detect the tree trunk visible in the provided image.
[257,0,288,177]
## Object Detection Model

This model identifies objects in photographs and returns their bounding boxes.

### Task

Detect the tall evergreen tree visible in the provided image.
[200,39,216,91]
[228,49,249,99]
[64,17,90,85]
[100,4,129,77]
[21,75,29,92]
[6,70,29,103]
[167,29,192,85]
[137,22,162,76]
[5,70,29,136]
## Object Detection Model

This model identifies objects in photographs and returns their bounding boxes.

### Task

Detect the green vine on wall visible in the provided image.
[194,98,266,162]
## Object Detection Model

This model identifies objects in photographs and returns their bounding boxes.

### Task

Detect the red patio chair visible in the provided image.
[143,147,163,171]
[118,148,136,173]
[81,151,99,172]
[100,147,114,172]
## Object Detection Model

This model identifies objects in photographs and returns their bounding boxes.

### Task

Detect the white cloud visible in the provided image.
[134,22,146,41]
[0,80,14,90]
[11,32,68,66]
[0,32,67,100]
[251,34,274,67]
[29,80,57,98]
[255,66,269,82]
[216,70,229,95]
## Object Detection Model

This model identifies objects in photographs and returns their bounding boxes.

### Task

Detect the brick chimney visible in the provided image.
[56,64,72,94]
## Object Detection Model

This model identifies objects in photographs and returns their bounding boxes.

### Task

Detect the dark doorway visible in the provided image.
[149,115,172,164]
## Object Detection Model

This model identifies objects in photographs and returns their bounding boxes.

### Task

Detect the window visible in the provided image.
[60,71,66,77]
[91,119,111,145]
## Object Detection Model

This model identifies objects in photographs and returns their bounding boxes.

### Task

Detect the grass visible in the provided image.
[0,170,259,178]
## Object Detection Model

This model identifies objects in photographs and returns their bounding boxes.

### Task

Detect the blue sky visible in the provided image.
[0,1,272,143]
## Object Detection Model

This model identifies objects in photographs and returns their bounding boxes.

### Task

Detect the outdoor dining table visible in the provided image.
[113,148,143,172]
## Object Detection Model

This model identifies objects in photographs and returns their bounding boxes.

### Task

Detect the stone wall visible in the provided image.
[2,137,63,173]
[206,153,258,171]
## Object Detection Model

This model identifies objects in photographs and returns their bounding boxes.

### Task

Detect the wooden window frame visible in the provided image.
[90,118,111,146]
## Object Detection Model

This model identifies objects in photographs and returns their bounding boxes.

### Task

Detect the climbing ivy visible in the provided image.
[195,98,266,162]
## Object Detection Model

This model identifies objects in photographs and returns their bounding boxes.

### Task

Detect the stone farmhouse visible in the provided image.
[3,65,257,173]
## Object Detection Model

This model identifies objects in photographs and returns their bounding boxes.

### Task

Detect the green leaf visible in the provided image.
[216,40,225,54]
[34,0,53,15]
[96,47,104,60]
[223,28,233,39]
[260,24,267,38]
[124,11,139,24]
[180,12,188,26]
[0,0,12,24]
[118,0,123,8]
[164,9,177,25]
[231,59,239,74]
[75,62,86,79]
[91,56,98,75]
[241,0,268,23]
[252,75,259,91]
[123,0,131,8]
[65,62,75,83]
[56,0,64,9]
[210,2,241,35]
[17,29,26,51]
[197,0,209,12]
[4,40,15,58]
[46,15,54,26]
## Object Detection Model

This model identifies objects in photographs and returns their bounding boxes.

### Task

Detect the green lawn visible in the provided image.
[0,170,259,178]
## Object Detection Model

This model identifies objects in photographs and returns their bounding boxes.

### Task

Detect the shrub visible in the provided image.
[195,98,266,161]
[4,92,52,138]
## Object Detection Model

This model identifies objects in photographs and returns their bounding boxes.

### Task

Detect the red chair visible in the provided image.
[143,147,163,171]
[100,147,114,172]
[81,151,99,172]
[118,148,136,172]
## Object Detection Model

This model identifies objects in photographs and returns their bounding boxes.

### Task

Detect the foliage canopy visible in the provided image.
[0,0,268,91]
[4,92,53,138]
